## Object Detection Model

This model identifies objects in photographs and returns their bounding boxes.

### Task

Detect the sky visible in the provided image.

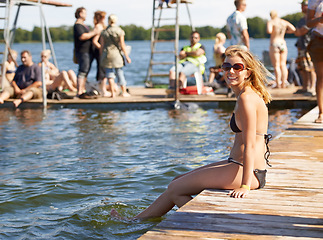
[6,0,302,31]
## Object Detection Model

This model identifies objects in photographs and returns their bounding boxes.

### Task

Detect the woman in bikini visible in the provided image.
[39,49,77,92]
[1,49,18,87]
[111,45,272,220]
[267,10,296,88]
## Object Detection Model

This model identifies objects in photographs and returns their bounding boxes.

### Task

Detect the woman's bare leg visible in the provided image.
[280,49,288,88]
[270,48,282,88]
[133,161,249,219]
[313,61,323,122]
[67,70,77,87]
[108,78,116,98]
[0,90,10,104]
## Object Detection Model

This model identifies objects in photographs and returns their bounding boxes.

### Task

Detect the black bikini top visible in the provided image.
[230,113,242,133]
[230,112,272,167]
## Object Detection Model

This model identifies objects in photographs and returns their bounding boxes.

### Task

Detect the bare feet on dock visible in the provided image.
[13,98,23,108]
[0,98,4,104]
[314,114,323,124]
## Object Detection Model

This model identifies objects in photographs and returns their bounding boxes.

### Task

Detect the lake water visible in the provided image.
[0,39,308,240]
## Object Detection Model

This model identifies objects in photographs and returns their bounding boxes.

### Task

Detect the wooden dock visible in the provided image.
[0,86,317,110]
[138,106,323,239]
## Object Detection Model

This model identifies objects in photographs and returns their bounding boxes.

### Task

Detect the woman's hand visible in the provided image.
[229,187,249,198]
[126,56,131,64]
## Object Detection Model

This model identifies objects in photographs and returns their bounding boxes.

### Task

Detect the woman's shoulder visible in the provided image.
[238,89,264,105]
[95,23,105,31]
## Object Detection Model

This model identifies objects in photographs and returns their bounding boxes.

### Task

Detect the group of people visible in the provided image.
[73,7,131,98]
[0,7,131,108]
[0,49,78,107]
[168,0,322,123]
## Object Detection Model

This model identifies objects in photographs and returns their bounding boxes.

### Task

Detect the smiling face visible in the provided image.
[223,55,250,88]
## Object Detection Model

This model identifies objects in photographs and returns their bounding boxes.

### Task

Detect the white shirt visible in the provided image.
[308,0,323,35]
[226,10,248,46]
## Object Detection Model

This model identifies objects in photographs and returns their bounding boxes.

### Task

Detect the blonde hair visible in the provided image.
[215,32,226,45]
[225,45,272,104]
[8,49,17,60]
[270,10,278,19]
[41,49,51,58]
[108,14,118,25]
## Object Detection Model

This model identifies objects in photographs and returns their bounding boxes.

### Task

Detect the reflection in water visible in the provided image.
[0,107,306,239]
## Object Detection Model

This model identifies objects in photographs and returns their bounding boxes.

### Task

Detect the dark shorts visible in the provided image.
[308,34,323,63]
[76,52,93,79]
[228,158,267,189]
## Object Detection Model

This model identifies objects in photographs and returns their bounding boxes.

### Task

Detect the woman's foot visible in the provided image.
[120,92,131,97]
[101,90,112,97]
[110,208,125,220]
[314,114,323,124]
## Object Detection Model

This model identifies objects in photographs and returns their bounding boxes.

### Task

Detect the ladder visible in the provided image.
[145,0,194,88]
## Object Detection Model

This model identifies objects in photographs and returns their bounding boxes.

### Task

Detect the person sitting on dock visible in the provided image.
[111,45,273,220]
[169,31,206,89]
[206,32,226,91]
[1,49,18,87]
[0,50,42,108]
[39,49,77,92]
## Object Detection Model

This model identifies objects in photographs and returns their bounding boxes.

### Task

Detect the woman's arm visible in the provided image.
[266,20,273,34]
[119,35,131,64]
[285,20,296,34]
[231,92,258,198]
[92,25,103,49]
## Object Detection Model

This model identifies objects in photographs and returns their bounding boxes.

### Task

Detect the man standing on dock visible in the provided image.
[226,0,250,50]
[0,50,42,108]
[294,0,316,96]
[74,7,99,97]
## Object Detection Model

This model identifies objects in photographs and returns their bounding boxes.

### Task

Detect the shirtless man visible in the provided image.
[267,10,296,88]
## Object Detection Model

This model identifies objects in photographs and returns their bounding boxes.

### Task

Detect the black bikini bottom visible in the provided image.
[228,158,267,189]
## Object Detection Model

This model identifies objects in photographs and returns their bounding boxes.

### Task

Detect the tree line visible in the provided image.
[5,12,302,43]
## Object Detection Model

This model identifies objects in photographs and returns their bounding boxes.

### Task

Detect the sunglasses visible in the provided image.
[221,62,247,72]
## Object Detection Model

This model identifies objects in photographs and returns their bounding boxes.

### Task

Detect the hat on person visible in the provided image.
[300,0,308,5]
